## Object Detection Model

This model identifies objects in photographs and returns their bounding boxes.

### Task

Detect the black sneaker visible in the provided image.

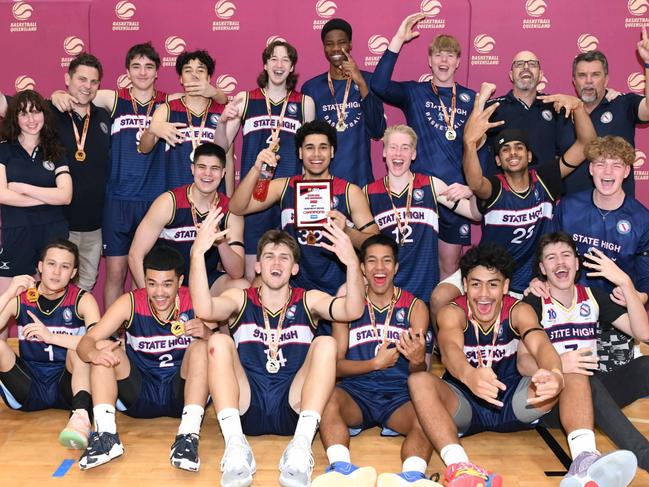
[170,433,200,472]
[78,432,124,470]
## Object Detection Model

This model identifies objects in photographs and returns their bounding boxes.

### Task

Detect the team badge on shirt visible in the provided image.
[617,220,631,235]
[459,92,470,103]
[579,303,591,317]
[413,189,424,202]
[600,111,613,124]
[541,109,553,122]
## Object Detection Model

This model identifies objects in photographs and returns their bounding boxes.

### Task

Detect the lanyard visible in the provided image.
[384,175,414,246]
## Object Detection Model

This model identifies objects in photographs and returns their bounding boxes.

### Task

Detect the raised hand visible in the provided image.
[22,311,53,343]
[396,328,426,364]
[319,220,358,268]
[148,120,187,146]
[538,94,583,118]
[464,366,507,407]
[192,206,227,255]
[339,47,363,84]
[463,85,503,146]
[51,91,79,112]
[638,26,649,64]
[560,348,598,375]
[528,368,563,405]
[394,13,426,44]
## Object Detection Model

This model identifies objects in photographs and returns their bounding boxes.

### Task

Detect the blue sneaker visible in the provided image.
[378,471,443,486]
[312,461,377,487]
[560,450,637,487]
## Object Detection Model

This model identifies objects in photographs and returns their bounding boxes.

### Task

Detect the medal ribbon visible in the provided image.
[467,301,503,369]
[384,174,414,246]
[263,89,291,151]
[184,97,212,151]
[259,287,291,360]
[430,81,457,136]
[69,108,90,155]
[327,72,351,128]
[149,294,180,326]
[366,287,398,344]
[130,88,156,136]
[188,184,220,229]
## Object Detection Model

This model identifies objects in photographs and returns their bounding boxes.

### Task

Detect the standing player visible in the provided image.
[371,13,481,279]
[140,50,232,192]
[128,142,247,295]
[215,40,315,281]
[302,18,386,187]
[76,246,211,472]
[365,124,479,304]
[190,223,364,487]
[313,234,438,487]
[463,83,596,296]
[229,120,378,295]
[0,239,100,449]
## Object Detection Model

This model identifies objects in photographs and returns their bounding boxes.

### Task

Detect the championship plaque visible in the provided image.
[294,180,332,230]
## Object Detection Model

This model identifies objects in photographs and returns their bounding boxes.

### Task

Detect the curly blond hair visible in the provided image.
[585,136,635,167]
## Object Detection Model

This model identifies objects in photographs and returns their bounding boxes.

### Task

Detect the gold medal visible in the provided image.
[271,142,280,153]
[431,81,457,144]
[26,288,39,303]
[69,109,90,163]
[170,320,185,337]
[266,358,280,374]
[75,149,86,162]
[328,73,351,135]
[306,230,317,245]
[263,88,291,156]
[259,287,290,374]
[336,119,347,132]
[445,129,457,141]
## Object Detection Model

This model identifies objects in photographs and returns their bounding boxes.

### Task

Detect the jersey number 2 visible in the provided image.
[511,225,535,245]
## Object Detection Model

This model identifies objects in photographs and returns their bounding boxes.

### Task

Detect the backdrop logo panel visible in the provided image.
[471,34,498,65]
[15,75,35,92]
[628,72,646,93]
[216,74,238,99]
[626,0,649,28]
[61,36,85,68]
[635,150,648,181]
[577,34,599,53]
[266,35,287,45]
[213,1,240,31]
[418,0,446,29]
[364,35,389,67]
[163,36,186,67]
[419,73,433,82]
[537,74,548,91]
[113,1,139,31]
[117,74,132,89]
[523,0,550,29]
[313,0,337,30]
[10,1,37,32]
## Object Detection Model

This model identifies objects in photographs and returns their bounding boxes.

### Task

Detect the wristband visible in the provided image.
[451,200,460,211]
[645,63,649,69]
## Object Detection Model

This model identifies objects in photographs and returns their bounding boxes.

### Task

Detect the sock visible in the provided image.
[217,407,243,445]
[93,404,117,434]
[402,456,428,474]
[326,444,351,465]
[177,404,204,436]
[567,429,597,460]
[294,410,321,444]
[71,390,93,422]
[440,444,470,466]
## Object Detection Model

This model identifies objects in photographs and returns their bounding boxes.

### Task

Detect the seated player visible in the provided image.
[76,246,212,472]
[524,231,647,478]
[408,244,564,486]
[229,120,378,295]
[0,239,100,449]
[128,142,248,295]
[313,234,439,487]
[189,221,365,487]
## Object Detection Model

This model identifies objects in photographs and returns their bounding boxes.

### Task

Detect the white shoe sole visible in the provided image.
[560,450,637,487]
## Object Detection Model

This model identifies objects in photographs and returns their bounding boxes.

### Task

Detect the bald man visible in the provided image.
[484,50,573,175]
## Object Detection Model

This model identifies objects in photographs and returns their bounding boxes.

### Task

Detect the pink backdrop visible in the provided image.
[1,0,648,310]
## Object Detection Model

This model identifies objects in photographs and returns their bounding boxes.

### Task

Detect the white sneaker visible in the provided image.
[279,436,315,487]
[220,435,256,487]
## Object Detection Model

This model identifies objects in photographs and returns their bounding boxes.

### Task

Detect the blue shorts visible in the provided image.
[438,205,471,245]
[0,220,68,277]
[243,206,281,254]
[337,379,410,430]
[116,364,185,419]
[241,372,298,436]
[0,357,71,411]
[102,199,152,257]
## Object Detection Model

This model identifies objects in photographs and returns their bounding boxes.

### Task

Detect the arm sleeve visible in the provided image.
[370,50,409,108]
[591,287,627,330]
[626,93,646,123]
[635,223,649,296]
[536,157,564,200]
[522,294,544,321]
[480,175,503,212]
[360,71,387,139]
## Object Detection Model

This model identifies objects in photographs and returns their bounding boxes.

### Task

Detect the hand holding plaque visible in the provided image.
[294,180,332,245]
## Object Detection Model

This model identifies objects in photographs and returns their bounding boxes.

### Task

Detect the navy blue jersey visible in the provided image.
[125,286,194,377]
[553,190,649,296]
[302,71,385,186]
[240,88,305,179]
[165,97,224,189]
[365,173,439,301]
[371,50,482,183]
[563,92,646,196]
[157,184,230,283]
[481,163,562,293]
[0,141,67,228]
[443,294,522,389]
[280,176,351,294]
[230,287,316,379]
[16,284,86,364]
[108,88,168,201]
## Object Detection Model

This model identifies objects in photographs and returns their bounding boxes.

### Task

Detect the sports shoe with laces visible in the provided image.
[78,431,124,470]
[377,470,444,486]
[170,433,200,472]
[560,450,637,487]
[59,409,91,450]
[278,436,315,487]
[311,461,377,487]
[220,435,256,487]
[444,462,503,487]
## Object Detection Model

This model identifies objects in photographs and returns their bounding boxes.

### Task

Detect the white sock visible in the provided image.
[402,456,428,474]
[326,444,351,465]
[440,444,469,466]
[294,410,321,444]
[93,404,117,434]
[177,404,204,436]
[567,429,597,460]
[217,407,244,445]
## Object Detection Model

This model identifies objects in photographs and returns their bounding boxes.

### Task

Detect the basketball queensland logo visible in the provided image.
[634,149,648,181]
[628,72,646,93]
[471,34,498,65]
[216,74,238,100]
[213,1,240,31]
[418,0,446,29]
[523,0,550,29]
[626,0,649,28]
[61,36,84,68]
[113,1,139,31]
[577,34,599,53]
[117,73,132,89]
[10,1,37,32]
[313,0,337,29]
[15,75,35,92]
[162,36,186,67]
[364,34,389,67]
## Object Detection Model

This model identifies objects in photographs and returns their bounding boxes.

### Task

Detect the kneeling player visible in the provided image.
[76,246,211,471]
[0,239,100,449]
[190,220,365,487]
[313,234,439,487]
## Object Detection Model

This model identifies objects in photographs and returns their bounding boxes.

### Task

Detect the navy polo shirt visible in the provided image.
[50,102,110,232]
[485,90,574,177]
[0,140,68,227]
[563,91,646,197]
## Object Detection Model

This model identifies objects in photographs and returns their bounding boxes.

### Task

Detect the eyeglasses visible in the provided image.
[512,59,540,68]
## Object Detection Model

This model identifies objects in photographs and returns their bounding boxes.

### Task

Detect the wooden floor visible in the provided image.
[2,341,649,486]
